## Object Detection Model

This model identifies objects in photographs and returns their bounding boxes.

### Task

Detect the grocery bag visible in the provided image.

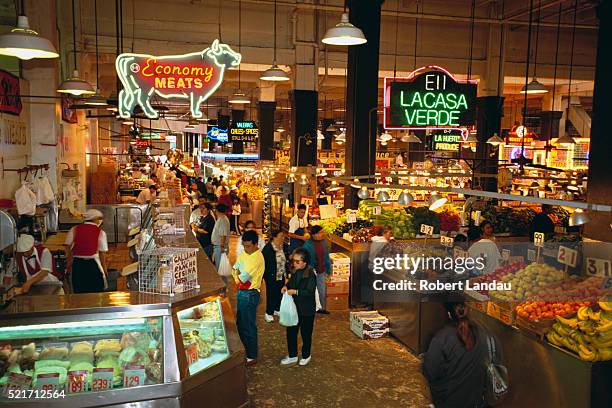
[217,253,232,277]
[315,287,322,311]
[485,335,509,406]
[279,293,299,327]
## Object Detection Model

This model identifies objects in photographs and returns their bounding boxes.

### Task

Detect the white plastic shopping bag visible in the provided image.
[315,287,322,311]
[279,293,299,327]
[217,253,232,277]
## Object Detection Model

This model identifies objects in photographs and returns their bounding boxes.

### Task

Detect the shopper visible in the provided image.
[303,225,331,314]
[15,234,63,294]
[529,204,555,241]
[237,220,265,257]
[205,177,215,195]
[218,186,233,216]
[136,185,157,204]
[211,203,230,283]
[230,197,242,235]
[261,230,287,322]
[64,209,109,293]
[287,204,309,253]
[239,192,252,226]
[467,221,501,275]
[196,176,207,197]
[232,230,265,366]
[281,247,317,366]
[190,202,215,260]
[423,302,488,408]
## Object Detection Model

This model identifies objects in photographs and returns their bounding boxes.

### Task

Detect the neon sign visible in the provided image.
[432,130,462,151]
[506,125,534,145]
[116,40,241,119]
[384,66,477,130]
[207,126,228,143]
[229,121,259,142]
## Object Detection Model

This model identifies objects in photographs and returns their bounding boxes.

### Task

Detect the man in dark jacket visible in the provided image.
[261,230,286,322]
[303,225,332,314]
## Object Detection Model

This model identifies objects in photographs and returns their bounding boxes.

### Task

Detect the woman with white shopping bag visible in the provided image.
[280,248,317,367]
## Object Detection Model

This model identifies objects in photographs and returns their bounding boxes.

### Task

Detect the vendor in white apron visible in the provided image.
[15,234,63,295]
[64,209,109,293]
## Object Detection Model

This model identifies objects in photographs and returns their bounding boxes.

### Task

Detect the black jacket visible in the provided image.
[286,267,317,317]
[262,242,285,281]
[195,214,215,246]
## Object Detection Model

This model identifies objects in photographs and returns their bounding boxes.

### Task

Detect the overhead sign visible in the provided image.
[229,121,259,142]
[116,39,241,119]
[384,66,477,130]
[505,125,534,145]
[206,126,228,142]
[432,130,462,151]
[0,69,22,115]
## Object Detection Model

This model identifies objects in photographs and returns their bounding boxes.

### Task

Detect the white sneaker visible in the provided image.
[280,356,298,365]
[299,356,311,366]
[264,314,274,323]
[273,311,280,317]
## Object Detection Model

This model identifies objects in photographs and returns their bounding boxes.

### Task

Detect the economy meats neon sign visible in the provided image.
[384,66,477,130]
[115,39,241,119]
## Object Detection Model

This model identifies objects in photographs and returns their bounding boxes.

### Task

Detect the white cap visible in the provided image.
[16,234,35,253]
[84,209,104,221]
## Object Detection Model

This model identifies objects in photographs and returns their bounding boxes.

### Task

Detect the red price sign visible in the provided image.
[2,373,31,396]
[123,365,145,388]
[185,342,198,366]
[36,373,60,391]
[92,368,113,392]
[68,370,88,394]
[586,257,611,278]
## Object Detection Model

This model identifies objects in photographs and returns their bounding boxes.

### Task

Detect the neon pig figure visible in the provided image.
[115,39,241,119]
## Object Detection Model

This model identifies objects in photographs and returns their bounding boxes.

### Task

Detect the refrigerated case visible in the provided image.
[0,291,247,407]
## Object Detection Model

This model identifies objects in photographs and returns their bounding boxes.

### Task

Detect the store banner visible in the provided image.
[431,129,462,151]
[0,69,22,115]
[229,121,258,143]
[384,65,477,130]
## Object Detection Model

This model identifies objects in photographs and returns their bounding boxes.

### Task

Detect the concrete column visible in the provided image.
[585,1,612,241]
[344,0,385,209]
[289,90,317,166]
[475,96,504,192]
[539,111,563,141]
[258,101,276,161]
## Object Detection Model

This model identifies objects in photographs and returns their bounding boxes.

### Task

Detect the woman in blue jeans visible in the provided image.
[303,225,332,314]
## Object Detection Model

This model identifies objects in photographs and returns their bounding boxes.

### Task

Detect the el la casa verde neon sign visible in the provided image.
[384,66,477,133]
[115,39,241,119]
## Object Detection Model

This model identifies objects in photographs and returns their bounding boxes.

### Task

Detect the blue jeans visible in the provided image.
[236,289,260,359]
[316,272,326,310]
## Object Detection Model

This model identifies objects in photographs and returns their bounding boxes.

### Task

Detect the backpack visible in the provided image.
[484,335,509,406]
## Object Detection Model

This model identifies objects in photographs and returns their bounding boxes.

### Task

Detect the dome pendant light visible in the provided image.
[322,12,367,46]
[228,90,250,104]
[261,0,290,81]
[57,0,94,96]
[486,133,504,146]
[0,15,58,60]
[230,1,252,103]
[520,77,548,94]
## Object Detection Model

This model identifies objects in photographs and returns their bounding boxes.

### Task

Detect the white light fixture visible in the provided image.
[84,89,107,106]
[322,13,367,46]
[556,134,576,146]
[486,133,504,146]
[0,15,59,60]
[326,123,337,132]
[184,118,198,130]
[317,130,325,140]
[335,131,346,142]
[520,77,548,94]
[397,190,414,205]
[428,193,447,210]
[122,119,134,126]
[261,0,290,82]
[464,131,478,144]
[299,174,309,185]
[569,209,589,226]
[380,140,388,146]
[401,132,421,143]
[379,131,393,142]
[376,190,390,202]
[357,186,369,199]
[276,125,286,133]
[57,70,96,96]
[350,178,361,189]
[228,90,250,104]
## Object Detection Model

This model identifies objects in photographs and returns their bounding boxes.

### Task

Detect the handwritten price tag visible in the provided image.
[92,368,113,391]
[2,373,31,396]
[440,236,454,248]
[185,342,198,366]
[123,365,145,388]
[68,370,88,394]
[36,373,60,391]
[501,249,511,261]
[372,206,382,216]
[346,211,357,224]
[420,224,434,236]
[586,257,611,277]
[533,232,545,248]
[557,246,578,267]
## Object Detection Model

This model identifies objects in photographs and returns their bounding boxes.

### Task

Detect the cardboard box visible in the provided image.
[330,252,350,262]
[326,293,349,311]
[350,311,390,331]
[326,279,349,295]
[350,323,389,339]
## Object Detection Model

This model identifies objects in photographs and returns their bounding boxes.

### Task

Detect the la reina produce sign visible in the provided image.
[384,66,477,129]
[116,39,241,119]
[229,121,259,142]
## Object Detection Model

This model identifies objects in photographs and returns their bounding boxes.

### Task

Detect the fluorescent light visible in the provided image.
[0,318,146,335]
[260,63,290,81]
[0,16,59,60]
[322,13,367,46]
[57,70,95,96]
[520,77,548,94]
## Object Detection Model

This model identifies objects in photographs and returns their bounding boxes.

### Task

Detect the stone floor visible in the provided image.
[226,235,432,407]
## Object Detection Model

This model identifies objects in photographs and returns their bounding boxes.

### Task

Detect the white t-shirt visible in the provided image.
[211,215,230,246]
[288,215,308,234]
[137,189,156,204]
[189,208,206,225]
[64,222,109,258]
[468,239,501,275]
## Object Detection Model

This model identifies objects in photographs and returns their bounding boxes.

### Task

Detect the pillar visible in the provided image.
[585,1,612,241]
[344,0,385,209]
[475,96,504,192]
[230,109,245,154]
[539,111,563,141]
[289,90,317,166]
[258,101,276,161]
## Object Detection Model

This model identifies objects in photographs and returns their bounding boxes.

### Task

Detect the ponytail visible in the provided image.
[445,303,476,351]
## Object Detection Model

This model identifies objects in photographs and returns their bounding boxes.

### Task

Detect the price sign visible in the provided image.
[527,249,536,262]
[2,373,31,396]
[420,224,434,236]
[92,368,114,391]
[185,342,198,366]
[346,211,357,224]
[440,236,454,248]
[372,206,382,215]
[533,232,545,248]
[36,373,60,391]
[557,246,578,268]
[123,365,145,388]
[586,257,611,278]
[68,370,88,394]
[453,247,467,259]
[501,249,511,261]
[602,277,612,290]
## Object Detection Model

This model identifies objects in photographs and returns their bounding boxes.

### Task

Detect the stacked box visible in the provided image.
[350,311,390,339]
[330,252,351,279]
[326,294,349,311]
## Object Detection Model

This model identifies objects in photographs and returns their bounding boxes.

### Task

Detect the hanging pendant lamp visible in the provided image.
[85,0,107,106]
[401,131,421,143]
[230,0,251,103]
[486,133,504,146]
[520,77,548,94]
[261,0,289,81]
[57,0,94,96]
[0,12,58,60]
[322,12,366,46]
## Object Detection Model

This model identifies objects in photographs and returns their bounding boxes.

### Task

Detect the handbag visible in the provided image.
[279,293,299,327]
[217,253,232,277]
[484,335,509,406]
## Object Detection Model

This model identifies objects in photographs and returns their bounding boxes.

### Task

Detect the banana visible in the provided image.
[554,323,572,337]
[599,301,612,312]
[546,332,563,347]
[590,337,612,349]
[596,320,612,333]
[556,315,579,329]
[588,309,602,322]
[578,345,597,361]
[597,348,612,361]
[577,306,591,321]
[579,320,596,335]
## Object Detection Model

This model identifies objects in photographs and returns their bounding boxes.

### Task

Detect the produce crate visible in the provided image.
[516,315,555,340]
[326,293,349,311]
[487,301,517,325]
[349,311,390,339]
[466,300,489,314]
[326,278,349,295]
